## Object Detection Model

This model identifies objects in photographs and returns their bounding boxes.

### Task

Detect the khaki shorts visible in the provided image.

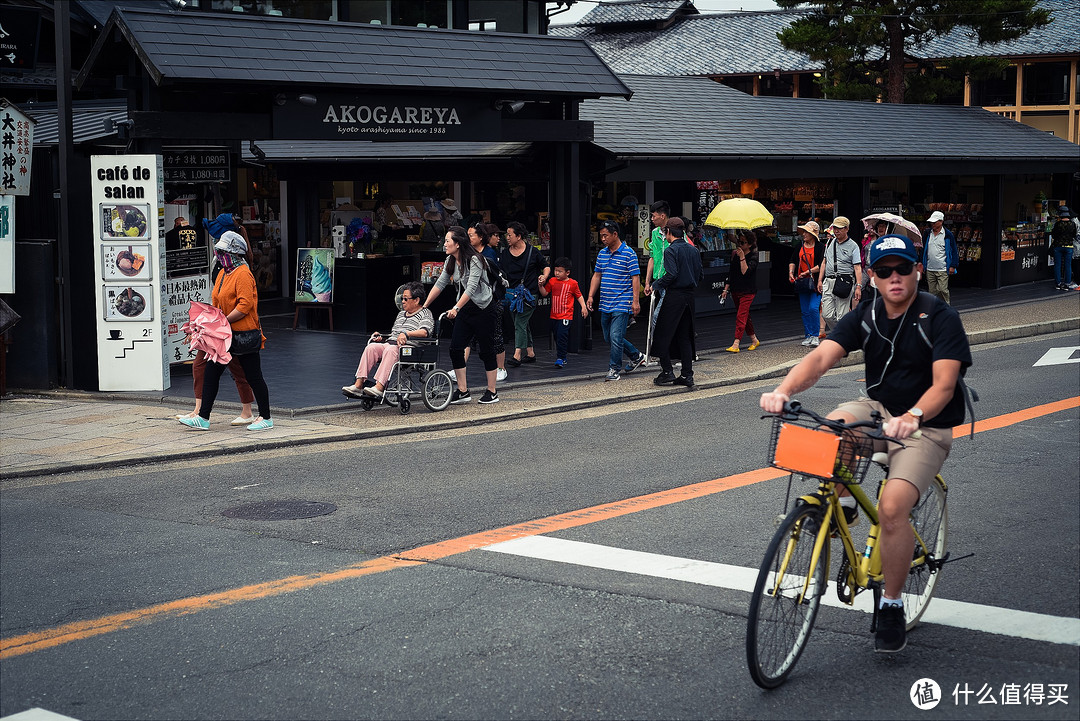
[833,398,952,494]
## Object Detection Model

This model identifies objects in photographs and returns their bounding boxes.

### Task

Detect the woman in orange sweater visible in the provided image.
[179,231,273,431]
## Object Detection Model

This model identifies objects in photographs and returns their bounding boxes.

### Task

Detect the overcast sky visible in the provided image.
[547,0,783,25]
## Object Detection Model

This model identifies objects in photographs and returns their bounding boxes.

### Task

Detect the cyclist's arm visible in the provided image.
[760,339,846,413]
[883,358,962,439]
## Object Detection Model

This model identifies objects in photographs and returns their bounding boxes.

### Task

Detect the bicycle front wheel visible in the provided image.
[746,503,829,689]
[902,475,948,628]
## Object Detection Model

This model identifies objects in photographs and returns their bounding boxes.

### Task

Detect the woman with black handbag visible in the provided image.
[179,231,273,431]
[789,222,825,346]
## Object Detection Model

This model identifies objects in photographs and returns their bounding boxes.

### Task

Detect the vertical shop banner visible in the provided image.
[164,274,210,364]
[295,248,334,303]
[0,195,13,293]
[0,99,35,195]
[91,155,170,391]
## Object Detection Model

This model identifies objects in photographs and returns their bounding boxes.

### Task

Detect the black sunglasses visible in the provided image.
[871,261,915,279]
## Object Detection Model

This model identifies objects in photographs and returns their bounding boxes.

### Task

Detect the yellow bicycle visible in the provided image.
[746,401,949,689]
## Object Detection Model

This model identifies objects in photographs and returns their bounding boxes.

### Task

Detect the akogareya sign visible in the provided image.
[273,94,501,142]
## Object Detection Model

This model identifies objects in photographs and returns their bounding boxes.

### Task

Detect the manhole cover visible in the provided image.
[222,500,337,521]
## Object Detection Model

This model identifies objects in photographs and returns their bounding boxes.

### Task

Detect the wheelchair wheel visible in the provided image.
[360,397,375,411]
[422,370,453,412]
[399,398,411,414]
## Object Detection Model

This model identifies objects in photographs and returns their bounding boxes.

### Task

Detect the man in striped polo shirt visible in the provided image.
[587,220,645,381]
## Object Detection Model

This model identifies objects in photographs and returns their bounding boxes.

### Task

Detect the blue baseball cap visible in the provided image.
[868,234,918,266]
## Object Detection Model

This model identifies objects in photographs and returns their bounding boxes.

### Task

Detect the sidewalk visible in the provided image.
[2,290,1077,479]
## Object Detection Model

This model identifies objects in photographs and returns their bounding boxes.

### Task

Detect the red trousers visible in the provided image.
[733,291,756,341]
[192,349,255,403]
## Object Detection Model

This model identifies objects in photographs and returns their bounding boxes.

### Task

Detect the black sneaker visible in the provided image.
[842,504,859,527]
[672,375,695,389]
[478,389,500,404]
[506,357,522,368]
[875,604,907,653]
[449,389,472,404]
[521,355,536,364]
[623,352,646,373]
[653,370,676,385]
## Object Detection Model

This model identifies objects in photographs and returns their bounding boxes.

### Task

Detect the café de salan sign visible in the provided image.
[272,94,501,142]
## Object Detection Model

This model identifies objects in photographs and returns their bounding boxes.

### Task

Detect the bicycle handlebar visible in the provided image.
[763,399,913,445]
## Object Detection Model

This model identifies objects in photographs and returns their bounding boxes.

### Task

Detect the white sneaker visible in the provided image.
[810,336,820,346]
[1069,283,1079,290]
[801,336,813,346]
[496,367,507,382]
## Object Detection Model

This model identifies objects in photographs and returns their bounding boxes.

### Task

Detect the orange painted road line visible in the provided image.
[0,556,422,660]
[953,396,1079,437]
[398,467,787,562]
[3,397,1077,660]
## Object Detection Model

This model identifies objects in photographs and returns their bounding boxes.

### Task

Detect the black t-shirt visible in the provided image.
[728,248,759,293]
[166,224,201,251]
[498,245,547,295]
[828,292,972,428]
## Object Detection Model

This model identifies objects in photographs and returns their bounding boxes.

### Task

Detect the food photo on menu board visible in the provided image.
[103,286,153,322]
[101,243,152,281]
[295,248,334,303]
[100,204,150,240]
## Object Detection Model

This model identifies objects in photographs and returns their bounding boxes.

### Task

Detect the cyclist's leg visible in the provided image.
[877,477,921,599]
[881,427,952,593]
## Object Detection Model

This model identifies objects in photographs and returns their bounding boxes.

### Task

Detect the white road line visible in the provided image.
[482,535,1080,647]
[1033,346,1080,366]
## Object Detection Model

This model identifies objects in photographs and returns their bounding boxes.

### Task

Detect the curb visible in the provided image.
[3,318,1077,480]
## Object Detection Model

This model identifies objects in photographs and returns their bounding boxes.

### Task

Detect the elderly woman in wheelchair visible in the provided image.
[342,281,435,401]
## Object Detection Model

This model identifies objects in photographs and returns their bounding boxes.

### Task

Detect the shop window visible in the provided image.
[798,73,824,99]
[970,65,1017,107]
[342,1,449,27]
[1023,62,1069,106]
[196,0,333,19]
[719,76,754,96]
[758,74,795,97]
[468,0,526,33]
[392,0,450,28]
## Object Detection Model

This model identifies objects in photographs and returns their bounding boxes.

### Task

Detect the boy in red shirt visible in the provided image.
[539,257,588,368]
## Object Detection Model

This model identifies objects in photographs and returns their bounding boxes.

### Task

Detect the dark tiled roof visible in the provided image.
[579,0,693,27]
[583,74,1079,162]
[242,141,533,163]
[923,0,1078,59]
[551,9,819,75]
[76,8,631,99]
[25,101,126,145]
[551,0,1077,76]
[74,0,174,26]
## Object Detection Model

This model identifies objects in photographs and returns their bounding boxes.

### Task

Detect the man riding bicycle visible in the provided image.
[760,233,972,652]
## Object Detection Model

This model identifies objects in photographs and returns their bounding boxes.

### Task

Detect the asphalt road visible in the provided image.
[2,331,1078,720]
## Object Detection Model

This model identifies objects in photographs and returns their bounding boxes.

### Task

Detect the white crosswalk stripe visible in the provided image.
[483,535,1080,646]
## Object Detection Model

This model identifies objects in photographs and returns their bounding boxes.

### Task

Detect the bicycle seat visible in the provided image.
[871,451,890,466]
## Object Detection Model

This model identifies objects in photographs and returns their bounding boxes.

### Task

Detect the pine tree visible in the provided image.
[774,1,1052,103]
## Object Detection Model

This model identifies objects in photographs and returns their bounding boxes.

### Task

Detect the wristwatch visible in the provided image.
[904,408,924,425]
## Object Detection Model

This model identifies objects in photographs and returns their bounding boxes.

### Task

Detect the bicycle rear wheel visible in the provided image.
[746,503,829,689]
[902,475,948,629]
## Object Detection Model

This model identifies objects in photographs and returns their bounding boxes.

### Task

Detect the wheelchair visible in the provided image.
[354,312,454,415]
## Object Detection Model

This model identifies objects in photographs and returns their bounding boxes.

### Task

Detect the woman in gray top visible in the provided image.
[423,226,500,405]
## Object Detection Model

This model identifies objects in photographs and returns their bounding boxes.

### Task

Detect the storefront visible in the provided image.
[29,7,629,390]
[581,75,1078,301]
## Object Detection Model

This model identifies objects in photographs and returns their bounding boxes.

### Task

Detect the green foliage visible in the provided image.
[775,0,1051,103]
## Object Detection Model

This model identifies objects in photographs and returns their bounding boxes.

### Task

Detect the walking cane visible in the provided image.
[643,291,657,367]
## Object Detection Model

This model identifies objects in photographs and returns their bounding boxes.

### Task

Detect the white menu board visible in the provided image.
[91,155,169,391]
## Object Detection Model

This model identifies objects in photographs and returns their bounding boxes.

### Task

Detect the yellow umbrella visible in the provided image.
[704,198,773,230]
